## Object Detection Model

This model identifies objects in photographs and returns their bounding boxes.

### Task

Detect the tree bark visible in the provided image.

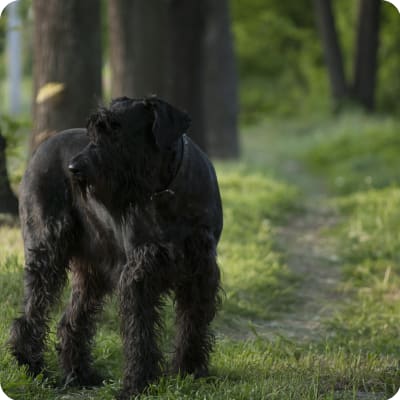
[165,0,206,151]
[203,0,239,159]
[31,0,102,152]
[352,0,381,111]
[0,133,18,216]
[108,0,168,99]
[313,0,348,106]
[109,0,208,152]
[108,0,136,99]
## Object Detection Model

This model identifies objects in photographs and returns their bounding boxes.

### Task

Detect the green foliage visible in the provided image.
[304,114,400,194]
[0,114,29,153]
[333,0,400,115]
[377,3,400,115]
[0,114,30,185]
[231,0,327,123]
[231,0,400,124]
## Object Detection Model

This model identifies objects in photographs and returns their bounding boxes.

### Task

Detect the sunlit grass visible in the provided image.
[304,114,400,194]
[217,169,299,325]
[0,157,304,399]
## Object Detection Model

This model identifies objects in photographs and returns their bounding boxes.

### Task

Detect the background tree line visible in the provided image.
[232,0,399,122]
[32,0,239,159]
[0,0,399,215]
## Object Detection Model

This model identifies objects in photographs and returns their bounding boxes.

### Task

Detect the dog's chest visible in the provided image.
[83,198,164,248]
[80,196,189,274]
[83,197,126,255]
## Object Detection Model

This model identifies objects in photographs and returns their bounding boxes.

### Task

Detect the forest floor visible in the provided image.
[2,113,400,399]
[263,170,341,342]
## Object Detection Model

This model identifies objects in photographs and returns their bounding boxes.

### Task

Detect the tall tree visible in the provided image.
[352,0,381,111]
[313,0,348,107]
[31,0,102,152]
[109,0,207,151]
[108,0,167,99]
[0,132,18,215]
[165,0,206,150]
[108,0,136,99]
[204,0,239,158]
[109,0,239,156]
[314,0,382,112]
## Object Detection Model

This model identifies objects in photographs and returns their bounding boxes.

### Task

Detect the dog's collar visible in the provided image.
[151,134,189,200]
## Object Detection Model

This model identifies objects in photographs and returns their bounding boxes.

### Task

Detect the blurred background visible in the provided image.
[0,2,398,174]
[0,1,399,207]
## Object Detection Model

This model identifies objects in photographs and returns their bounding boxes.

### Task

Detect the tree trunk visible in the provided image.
[109,0,207,152]
[165,0,206,151]
[352,0,381,111]
[313,0,348,107]
[108,0,136,99]
[31,0,102,152]
[108,0,168,99]
[0,133,18,216]
[203,0,239,159]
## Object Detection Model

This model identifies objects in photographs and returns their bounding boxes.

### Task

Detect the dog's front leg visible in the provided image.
[117,244,167,399]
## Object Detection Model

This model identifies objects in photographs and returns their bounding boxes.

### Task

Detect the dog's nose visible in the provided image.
[68,163,80,175]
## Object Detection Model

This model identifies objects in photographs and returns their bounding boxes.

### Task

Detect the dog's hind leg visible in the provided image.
[172,232,221,378]
[57,262,109,387]
[9,220,72,376]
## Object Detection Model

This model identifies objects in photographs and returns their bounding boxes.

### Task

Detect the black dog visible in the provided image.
[9,97,222,399]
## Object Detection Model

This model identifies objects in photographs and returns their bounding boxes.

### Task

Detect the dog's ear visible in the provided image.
[146,98,191,150]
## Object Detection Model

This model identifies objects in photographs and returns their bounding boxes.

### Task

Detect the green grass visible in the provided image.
[327,187,400,356]
[304,113,400,194]
[3,112,400,399]
[0,161,303,399]
[218,170,299,325]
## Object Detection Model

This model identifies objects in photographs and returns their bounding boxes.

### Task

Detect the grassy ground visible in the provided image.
[2,113,400,399]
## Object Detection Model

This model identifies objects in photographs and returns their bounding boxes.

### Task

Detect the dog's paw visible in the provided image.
[63,368,104,388]
[9,317,45,376]
[170,363,209,379]
[12,352,44,377]
[194,366,209,379]
[115,387,140,400]
[81,369,104,387]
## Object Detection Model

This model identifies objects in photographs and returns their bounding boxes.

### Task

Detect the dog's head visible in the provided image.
[68,96,191,206]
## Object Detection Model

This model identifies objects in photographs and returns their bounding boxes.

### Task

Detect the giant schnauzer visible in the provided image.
[9,97,222,399]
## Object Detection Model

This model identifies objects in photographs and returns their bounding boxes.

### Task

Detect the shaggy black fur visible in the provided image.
[9,97,223,399]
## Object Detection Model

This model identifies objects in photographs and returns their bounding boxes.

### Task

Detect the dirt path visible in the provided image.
[256,162,343,341]
[264,200,341,340]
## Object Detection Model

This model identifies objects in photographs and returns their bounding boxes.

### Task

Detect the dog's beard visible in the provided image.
[71,152,158,210]
[71,177,90,201]
[70,172,104,202]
